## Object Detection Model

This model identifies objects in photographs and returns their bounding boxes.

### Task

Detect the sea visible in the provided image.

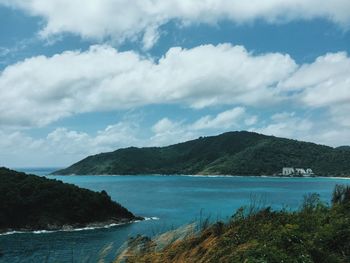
[1,167,349,263]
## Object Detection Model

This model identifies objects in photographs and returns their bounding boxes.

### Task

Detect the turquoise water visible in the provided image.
[1,169,349,263]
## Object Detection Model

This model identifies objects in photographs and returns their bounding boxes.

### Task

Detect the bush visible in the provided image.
[123,185,350,263]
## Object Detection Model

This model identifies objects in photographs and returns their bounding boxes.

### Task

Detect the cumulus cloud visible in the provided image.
[281,52,350,106]
[253,112,313,140]
[1,108,245,166]
[0,43,349,142]
[0,44,297,127]
[280,52,350,127]
[47,122,142,155]
[150,107,252,146]
[330,104,350,127]
[0,120,143,167]
[152,118,180,134]
[191,107,245,130]
[244,116,258,126]
[1,0,350,47]
[252,111,350,147]
[150,119,196,147]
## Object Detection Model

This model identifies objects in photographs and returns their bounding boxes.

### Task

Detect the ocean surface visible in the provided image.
[1,168,349,263]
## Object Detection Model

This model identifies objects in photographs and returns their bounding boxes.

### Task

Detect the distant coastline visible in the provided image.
[52,131,350,177]
[50,173,350,179]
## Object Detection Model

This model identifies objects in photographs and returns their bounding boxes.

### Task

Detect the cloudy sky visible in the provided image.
[0,0,350,168]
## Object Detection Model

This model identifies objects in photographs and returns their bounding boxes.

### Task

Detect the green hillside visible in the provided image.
[0,168,139,232]
[53,131,350,176]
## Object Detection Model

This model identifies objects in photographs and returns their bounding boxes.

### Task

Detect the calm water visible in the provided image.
[1,168,349,263]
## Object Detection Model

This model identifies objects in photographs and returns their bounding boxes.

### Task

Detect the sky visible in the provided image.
[0,1,349,168]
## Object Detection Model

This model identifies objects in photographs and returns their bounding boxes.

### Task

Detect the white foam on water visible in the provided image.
[144,216,160,221]
[0,217,160,236]
[0,231,26,236]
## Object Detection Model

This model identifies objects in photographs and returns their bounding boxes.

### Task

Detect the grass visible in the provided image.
[115,184,350,263]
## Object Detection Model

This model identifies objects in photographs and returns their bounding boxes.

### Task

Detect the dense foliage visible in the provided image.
[0,168,137,231]
[121,185,350,263]
[54,131,350,176]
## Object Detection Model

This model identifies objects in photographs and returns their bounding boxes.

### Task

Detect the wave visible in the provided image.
[0,217,160,236]
[327,176,350,180]
[144,216,160,221]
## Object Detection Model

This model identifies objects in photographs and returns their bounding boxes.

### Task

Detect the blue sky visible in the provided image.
[0,1,349,167]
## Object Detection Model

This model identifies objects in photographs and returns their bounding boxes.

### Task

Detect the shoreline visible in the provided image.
[49,174,350,179]
[0,217,159,236]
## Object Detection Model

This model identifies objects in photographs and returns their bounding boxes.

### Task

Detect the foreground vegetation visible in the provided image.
[53,131,350,176]
[0,167,139,232]
[119,185,350,263]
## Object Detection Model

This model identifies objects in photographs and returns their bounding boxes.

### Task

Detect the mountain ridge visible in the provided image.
[53,131,350,176]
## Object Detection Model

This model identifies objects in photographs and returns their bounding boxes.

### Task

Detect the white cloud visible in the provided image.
[253,113,313,140]
[280,52,350,127]
[191,107,245,130]
[330,104,350,127]
[142,26,161,51]
[152,118,180,134]
[271,111,296,121]
[0,47,10,57]
[0,120,143,167]
[1,0,350,47]
[150,119,195,147]
[281,52,350,106]
[307,128,350,147]
[252,111,350,147]
[1,44,349,148]
[0,129,45,167]
[150,107,251,146]
[0,130,43,154]
[0,44,297,127]
[244,115,258,126]
[47,122,142,155]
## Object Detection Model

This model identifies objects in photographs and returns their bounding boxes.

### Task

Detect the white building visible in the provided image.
[305,168,314,177]
[282,167,295,176]
[306,168,313,174]
[282,167,314,177]
[295,168,306,175]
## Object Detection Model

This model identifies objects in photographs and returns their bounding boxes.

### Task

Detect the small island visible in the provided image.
[0,167,141,233]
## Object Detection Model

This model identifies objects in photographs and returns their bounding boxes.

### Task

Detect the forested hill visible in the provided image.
[53,131,350,176]
[0,168,139,232]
